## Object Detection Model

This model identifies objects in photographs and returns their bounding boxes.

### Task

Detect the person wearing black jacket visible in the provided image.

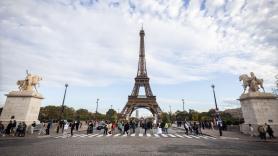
[124,122,129,135]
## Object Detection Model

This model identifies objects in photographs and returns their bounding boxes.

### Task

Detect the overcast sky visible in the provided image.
[0,0,277,116]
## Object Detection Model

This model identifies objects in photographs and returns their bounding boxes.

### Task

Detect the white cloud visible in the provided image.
[0,0,277,98]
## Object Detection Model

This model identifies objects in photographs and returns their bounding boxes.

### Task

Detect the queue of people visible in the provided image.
[249,123,275,140]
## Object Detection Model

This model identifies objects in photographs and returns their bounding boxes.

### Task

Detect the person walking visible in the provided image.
[107,122,112,134]
[103,121,108,135]
[258,125,266,140]
[131,121,136,134]
[144,121,148,135]
[31,121,36,135]
[46,121,51,135]
[249,124,254,137]
[117,122,123,134]
[75,120,80,131]
[266,125,275,139]
[217,121,223,136]
[124,122,129,135]
[38,122,45,135]
[70,122,75,136]
[184,121,189,135]
[164,123,169,134]
[157,123,162,134]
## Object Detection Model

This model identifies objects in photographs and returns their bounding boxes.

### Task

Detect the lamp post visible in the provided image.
[211,84,223,136]
[57,83,68,134]
[211,84,218,111]
[61,83,69,120]
[182,99,185,112]
[95,98,99,121]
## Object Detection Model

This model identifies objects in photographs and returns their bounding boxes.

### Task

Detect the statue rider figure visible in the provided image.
[24,70,33,91]
[249,72,259,92]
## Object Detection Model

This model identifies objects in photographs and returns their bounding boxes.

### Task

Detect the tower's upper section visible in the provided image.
[137,28,148,77]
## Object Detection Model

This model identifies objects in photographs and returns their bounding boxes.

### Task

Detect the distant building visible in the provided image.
[223,108,243,119]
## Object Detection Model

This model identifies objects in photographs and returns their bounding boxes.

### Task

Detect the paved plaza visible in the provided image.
[0,127,277,156]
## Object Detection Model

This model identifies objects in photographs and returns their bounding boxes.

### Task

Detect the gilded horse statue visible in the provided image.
[17,71,42,92]
[239,72,265,94]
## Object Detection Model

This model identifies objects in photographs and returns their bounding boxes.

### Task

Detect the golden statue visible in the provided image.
[17,70,42,92]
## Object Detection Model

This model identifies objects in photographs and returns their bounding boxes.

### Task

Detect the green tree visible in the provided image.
[161,112,171,123]
[175,111,188,121]
[39,105,60,121]
[105,109,117,122]
[76,108,90,121]
[39,105,76,121]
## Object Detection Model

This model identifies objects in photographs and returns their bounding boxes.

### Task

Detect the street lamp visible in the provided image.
[182,99,185,112]
[211,84,223,136]
[211,84,218,111]
[95,98,99,121]
[60,83,69,120]
[95,98,99,114]
[57,83,68,133]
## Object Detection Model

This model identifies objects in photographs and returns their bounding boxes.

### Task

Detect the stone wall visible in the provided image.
[239,92,278,135]
[0,91,43,126]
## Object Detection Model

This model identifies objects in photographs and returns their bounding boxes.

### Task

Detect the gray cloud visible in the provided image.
[0,0,277,99]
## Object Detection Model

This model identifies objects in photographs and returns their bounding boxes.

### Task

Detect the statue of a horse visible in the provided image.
[239,74,249,94]
[239,74,265,94]
[16,74,42,92]
[31,75,42,92]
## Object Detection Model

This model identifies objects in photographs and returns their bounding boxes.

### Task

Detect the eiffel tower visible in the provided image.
[121,28,162,118]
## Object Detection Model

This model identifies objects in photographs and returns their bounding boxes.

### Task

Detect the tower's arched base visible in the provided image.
[121,96,161,121]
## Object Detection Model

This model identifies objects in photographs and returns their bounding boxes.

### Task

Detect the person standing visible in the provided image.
[103,121,108,135]
[11,120,17,136]
[38,122,45,135]
[124,122,129,135]
[164,123,169,134]
[46,121,51,135]
[249,124,254,137]
[131,121,136,134]
[107,122,112,134]
[217,121,223,136]
[31,121,36,135]
[75,120,80,131]
[258,125,266,140]
[184,122,189,135]
[144,121,148,135]
[22,122,27,137]
[266,125,275,139]
[6,121,13,136]
[0,121,5,136]
[70,122,75,136]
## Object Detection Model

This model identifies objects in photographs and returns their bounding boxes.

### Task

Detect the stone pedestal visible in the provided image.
[239,92,278,136]
[0,91,44,126]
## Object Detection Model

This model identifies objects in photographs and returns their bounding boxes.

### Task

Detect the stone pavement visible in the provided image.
[172,124,278,142]
[1,126,278,156]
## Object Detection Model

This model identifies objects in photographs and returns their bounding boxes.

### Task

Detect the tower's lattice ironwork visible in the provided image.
[121,28,162,117]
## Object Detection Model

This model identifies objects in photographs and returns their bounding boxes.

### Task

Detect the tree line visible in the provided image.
[38,105,243,125]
